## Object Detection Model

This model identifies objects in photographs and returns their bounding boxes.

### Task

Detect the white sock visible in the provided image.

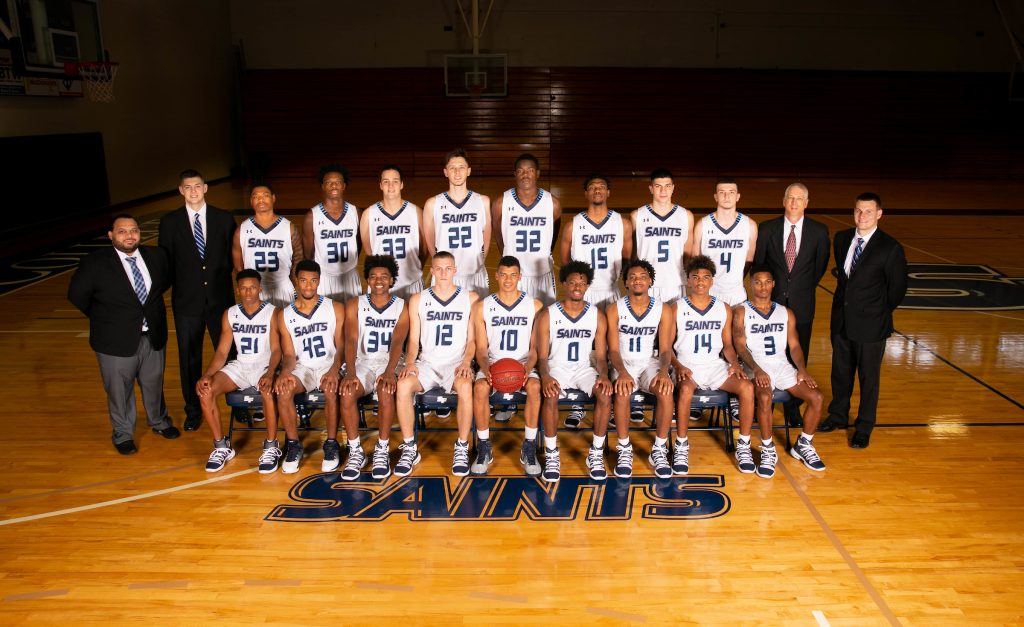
[404,437,415,446]
[738,434,751,445]
[478,429,490,441]
[377,438,388,448]
[525,427,538,440]
[618,437,631,448]
[348,438,359,450]
[676,436,688,447]
[544,436,557,450]
[456,439,468,446]
[654,436,667,447]
[762,438,774,447]
[802,432,814,442]
[592,435,606,449]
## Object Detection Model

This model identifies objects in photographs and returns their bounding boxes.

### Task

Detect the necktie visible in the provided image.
[850,237,864,275]
[193,213,205,260]
[784,224,797,272]
[126,256,149,329]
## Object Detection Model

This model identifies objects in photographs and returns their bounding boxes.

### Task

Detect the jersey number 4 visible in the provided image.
[302,336,327,359]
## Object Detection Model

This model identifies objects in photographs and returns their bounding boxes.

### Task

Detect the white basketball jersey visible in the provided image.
[357,294,405,365]
[698,213,752,296]
[742,300,789,364]
[240,216,294,288]
[283,296,338,371]
[549,301,598,371]
[570,211,624,291]
[365,201,422,289]
[635,205,689,289]
[418,287,472,364]
[501,188,554,277]
[674,296,728,367]
[311,202,359,275]
[615,296,663,367]
[483,292,535,363]
[432,191,488,276]
[229,302,275,368]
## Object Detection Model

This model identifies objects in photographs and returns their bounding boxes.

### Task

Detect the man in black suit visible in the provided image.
[68,214,180,454]
[818,193,908,448]
[753,183,830,427]
[159,169,237,431]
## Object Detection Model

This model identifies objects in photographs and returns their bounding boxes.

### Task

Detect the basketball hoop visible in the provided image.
[76,62,120,103]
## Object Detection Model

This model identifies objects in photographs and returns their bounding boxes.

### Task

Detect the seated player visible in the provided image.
[669,255,755,476]
[273,260,345,474]
[606,260,675,478]
[195,270,282,473]
[469,256,543,477]
[536,260,613,481]
[394,251,478,477]
[340,255,410,480]
[732,266,826,476]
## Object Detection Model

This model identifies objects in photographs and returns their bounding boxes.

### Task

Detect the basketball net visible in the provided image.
[78,62,119,103]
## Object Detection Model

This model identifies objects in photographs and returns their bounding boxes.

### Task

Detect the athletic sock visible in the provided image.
[654,436,667,447]
[618,437,630,447]
[762,438,774,447]
[592,435,607,449]
[347,438,359,450]
[738,434,751,445]
[525,427,538,440]
[676,436,688,447]
[544,436,557,450]
[478,428,490,441]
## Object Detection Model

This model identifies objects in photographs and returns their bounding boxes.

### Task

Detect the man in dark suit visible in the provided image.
[68,214,180,454]
[753,183,830,427]
[159,169,237,431]
[818,193,908,448]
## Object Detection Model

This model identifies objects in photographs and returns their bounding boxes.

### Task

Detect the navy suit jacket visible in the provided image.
[753,216,830,325]
[830,227,908,342]
[158,205,236,317]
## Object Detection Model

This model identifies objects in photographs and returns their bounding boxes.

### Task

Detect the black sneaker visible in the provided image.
[586,447,607,481]
[649,443,671,479]
[371,441,391,479]
[321,439,341,472]
[672,442,690,476]
[565,405,585,429]
[630,409,645,423]
[341,445,366,481]
[614,443,633,478]
[520,439,542,477]
[205,444,235,472]
[735,439,756,473]
[471,439,494,475]
[543,448,561,482]
[452,440,471,476]
[282,439,302,474]
[258,440,282,474]
[394,442,420,477]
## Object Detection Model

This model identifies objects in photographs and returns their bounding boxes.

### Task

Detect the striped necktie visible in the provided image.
[784,224,797,272]
[850,237,864,274]
[126,256,149,329]
[193,213,206,260]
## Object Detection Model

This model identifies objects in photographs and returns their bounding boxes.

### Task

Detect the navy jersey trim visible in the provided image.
[237,302,269,320]
[429,286,463,307]
[556,301,591,324]
[684,296,717,317]
[643,204,679,223]
[743,300,777,321]
[491,291,527,312]
[624,296,655,322]
[375,201,409,221]
[248,216,284,235]
[709,213,744,235]
[511,188,545,211]
[291,296,325,320]
[581,211,612,230]
[443,191,475,209]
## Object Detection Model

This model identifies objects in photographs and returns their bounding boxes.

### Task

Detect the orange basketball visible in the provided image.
[490,358,527,393]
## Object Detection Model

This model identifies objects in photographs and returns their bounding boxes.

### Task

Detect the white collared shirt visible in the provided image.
[843,227,877,276]
[186,202,207,243]
[116,248,152,331]
[781,215,805,256]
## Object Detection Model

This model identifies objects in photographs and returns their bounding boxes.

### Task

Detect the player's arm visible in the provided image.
[351,206,362,257]
[319,301,345,394]
[691,216,704,256]
[651,304,675,394]
[683,209,695,262]
[290,221,304,277]
[380,303,410,393]
[666,304,692,382]
[340,298,360,394]
[489,194,504,254]
[471,298,490,381]
[785,308,816,388]
[456,293,479,379]
[413,204,429,265]
[400,293,422,376]
[720,305,746,380]
[522,299,543,373]
[534,308,559,397]
[605,302,633,394]
[359,207,372,254]
[260,307,283,392]
[593,306,613,396]
[549,195,562,255]
[743,219,758,277]
[480,193,493,257]
[629,209,640,261]
[558,216,573,265]
[621,211,634,261]
[422,197,437,256]
[301,211,315,260]
[231,225,243,272]
[196,310,235,397]
[274,309,299,394]
[732,304,769,388]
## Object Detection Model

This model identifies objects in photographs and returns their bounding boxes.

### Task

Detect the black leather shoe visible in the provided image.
[816,417,847,433]
[183,414,202,431]
[850,431,871,448]
[153,425,181,439]
[115,440,138,455]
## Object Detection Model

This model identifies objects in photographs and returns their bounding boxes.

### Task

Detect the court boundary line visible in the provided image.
[0,463,197,504]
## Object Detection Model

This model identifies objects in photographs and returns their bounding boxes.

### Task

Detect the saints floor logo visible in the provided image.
[267,473,731,522]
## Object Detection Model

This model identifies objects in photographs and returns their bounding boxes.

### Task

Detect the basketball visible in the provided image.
[490,358,527,393]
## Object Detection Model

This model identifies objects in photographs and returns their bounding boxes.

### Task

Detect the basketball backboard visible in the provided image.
[445,53,507,98]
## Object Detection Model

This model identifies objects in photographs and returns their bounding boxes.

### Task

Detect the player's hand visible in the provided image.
[479,369,492,386]
[400,364,419,379]
[195,376,212,398]
[257,373,274,393]
[340,374,360,396]
[652,370,674,395]
[674,366,693,384]
[594,376,612,397]
[614,374,636,396]
[455,362,474,380]
[728,362,747,379]
[754,368,772,388]
[274,375,297,395]
[797,370,817,388]
[320,371,340,394]
[377,371,398,394]
[540,374,561,398]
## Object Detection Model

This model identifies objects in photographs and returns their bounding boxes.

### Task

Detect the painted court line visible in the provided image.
[779,462,900,626]
[4,588,70,602]
[0,463,196,504]
[0,468,256,526]
[813,610,831,627]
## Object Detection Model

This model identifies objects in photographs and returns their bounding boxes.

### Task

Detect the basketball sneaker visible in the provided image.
[453,440,471,476]
[251,411,266,423]
[614,443,633,478]
[205,443,235,473]
[565,405,585,429]
[756,442,777,479]
[735,439,756,473]
[394,442,420,477]
[543,448,561,483]
[630,409,645,423]
[435,407,452,419]
[649,443,671,479]
[371,441,391,479]
[689,409,703,421]
[341,445,366,481]
[790,436,826,471]
[321,439,341,472]
[495,406,515,422]
[281,439,302,474]
[586,447,607,481]
[258,440,283,474]
[471,439,493,475]
[672,442,689,476]
[520,439,542,477]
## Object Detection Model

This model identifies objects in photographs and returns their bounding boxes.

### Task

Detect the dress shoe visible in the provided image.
[850,431,871,449]
[115,440,138,455]
[183,414,202,431]
[152,425,181,439]
[816,417,847,433]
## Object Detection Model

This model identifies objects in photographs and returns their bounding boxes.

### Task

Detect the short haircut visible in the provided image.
[380,164,403,180]
[715,176,738,188]
[583,174,611,190]
[109,213,137,230]
[433,250,455,263]
[318,164,350,185]
[748,264,774,281]
[444,148,469,167]
[785,182,808,197]
[686,254,717,277]
[363,254,399,281]
[250,181,275,196]
[560,260,594,284]
[514,153,540,170]
[236,268,262,283]
[295,259,321,276]
[622,258,656,284]
[497,255,521,271]
[856,192,882,208]
[179,168,203,183]
[650,168,673,182]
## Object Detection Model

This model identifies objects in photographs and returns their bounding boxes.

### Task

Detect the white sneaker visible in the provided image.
[205,445,235,472]
[281,439,302,474]
[371,441,391,479]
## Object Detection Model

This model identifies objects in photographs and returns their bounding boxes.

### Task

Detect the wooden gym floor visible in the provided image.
[0,176,1022,625]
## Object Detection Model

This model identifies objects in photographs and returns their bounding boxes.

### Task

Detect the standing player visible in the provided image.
[693,177,759,306]
[360,165,426,300]
[559,174,632,309]
[274,260,345,474]
[469,256,544,477]
[632,168,694,303]
[394,252,479,476]
[195,270,283,473]
[492,153,562,306]
[536,261,614,481]
[233,183,302,308]
[303,164,362,301]
[732,266,826,477]
[606,260,676,478]
[340,255,410,480]
[423,149,492,297]
[669,255,755,475]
